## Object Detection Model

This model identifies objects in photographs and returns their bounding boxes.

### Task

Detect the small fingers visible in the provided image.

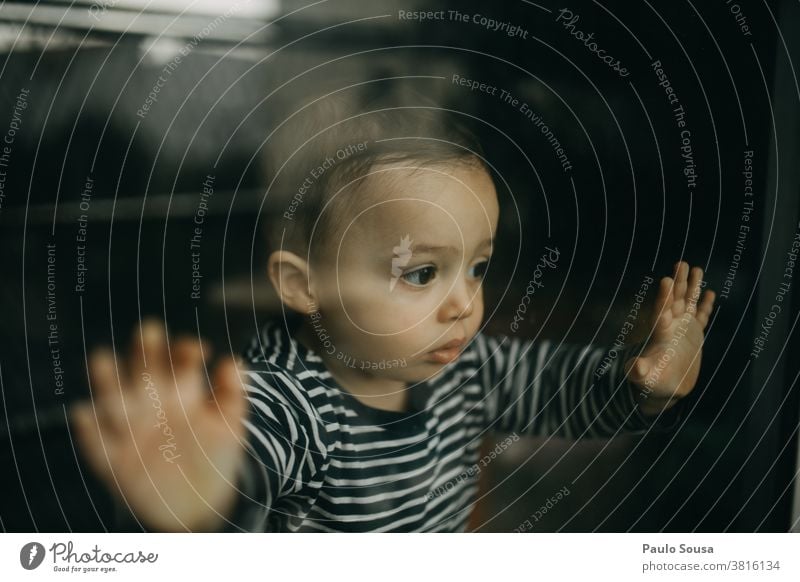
[653,277,674,331]
[88,347,120,403]
[168,338,209,404]
[686,266,704,315]
[673,261,689,306]
[672,261,689,317]
[171,337,208,373]
[696,289,716,329]
[656,309,673,332]
[131,318,168,376]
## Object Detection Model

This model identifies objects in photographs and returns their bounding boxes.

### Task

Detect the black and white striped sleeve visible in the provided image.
[222,369,329,532]
[474,334,687,439]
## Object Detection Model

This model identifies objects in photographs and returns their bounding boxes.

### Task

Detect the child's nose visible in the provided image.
[439,279,475,322]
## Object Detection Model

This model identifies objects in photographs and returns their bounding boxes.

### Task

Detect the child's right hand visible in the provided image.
[70,319,248,532]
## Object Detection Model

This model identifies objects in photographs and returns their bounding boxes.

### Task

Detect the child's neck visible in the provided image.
[294,321,410,413]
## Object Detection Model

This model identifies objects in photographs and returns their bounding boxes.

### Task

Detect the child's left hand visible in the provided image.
[624,261,716,416]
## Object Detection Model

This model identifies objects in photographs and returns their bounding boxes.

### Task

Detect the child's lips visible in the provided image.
[427,339,465,364]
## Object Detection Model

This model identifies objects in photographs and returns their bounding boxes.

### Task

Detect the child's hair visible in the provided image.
[264,87,487,263]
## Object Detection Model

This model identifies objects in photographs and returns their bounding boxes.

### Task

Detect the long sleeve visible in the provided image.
[221,368,329,532]
[474,333,687,439]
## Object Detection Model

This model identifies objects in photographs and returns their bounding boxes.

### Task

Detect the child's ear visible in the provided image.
[267,250,317,315]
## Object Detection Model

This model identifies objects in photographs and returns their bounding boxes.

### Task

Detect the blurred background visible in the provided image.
[0,0,799,532]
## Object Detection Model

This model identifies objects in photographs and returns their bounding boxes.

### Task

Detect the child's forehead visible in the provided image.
[357,160,496,208]
[342,162,498,249]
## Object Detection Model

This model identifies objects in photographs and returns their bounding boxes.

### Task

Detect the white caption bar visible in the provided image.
[1,533,798,581]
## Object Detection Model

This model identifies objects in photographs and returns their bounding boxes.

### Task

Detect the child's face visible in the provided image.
[307,161,498,383]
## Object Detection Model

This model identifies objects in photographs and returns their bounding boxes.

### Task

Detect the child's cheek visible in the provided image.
[391,311,429,336]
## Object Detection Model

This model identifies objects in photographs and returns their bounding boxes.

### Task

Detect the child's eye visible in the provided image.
[469,261,489,280]
[402,265,437,287]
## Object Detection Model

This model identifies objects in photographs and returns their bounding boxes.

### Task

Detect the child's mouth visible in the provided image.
[427,338,465,364]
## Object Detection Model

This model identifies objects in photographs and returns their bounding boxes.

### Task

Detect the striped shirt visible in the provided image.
[224,320,684,532]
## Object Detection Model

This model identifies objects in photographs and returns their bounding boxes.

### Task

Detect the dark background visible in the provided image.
[1,0,799,532]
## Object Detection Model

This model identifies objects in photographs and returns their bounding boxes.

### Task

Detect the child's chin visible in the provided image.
[391,364,446,383]
[423,356,461,373]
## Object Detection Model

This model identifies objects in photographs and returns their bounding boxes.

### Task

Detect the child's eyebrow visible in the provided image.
[412,237,494,256]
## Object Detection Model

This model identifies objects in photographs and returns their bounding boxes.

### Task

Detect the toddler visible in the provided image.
[72,93,716,532]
